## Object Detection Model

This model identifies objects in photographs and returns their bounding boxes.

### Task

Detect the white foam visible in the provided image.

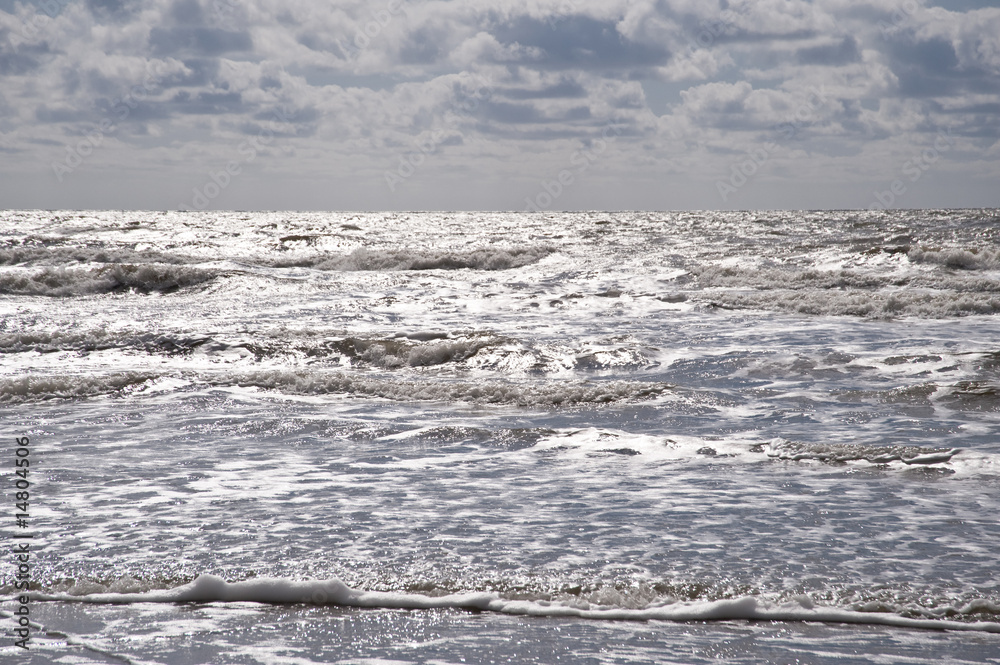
[30,575,1000,633]
[532,427,757,462]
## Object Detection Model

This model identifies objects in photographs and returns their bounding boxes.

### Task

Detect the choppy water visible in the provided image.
[2,209,1000,664]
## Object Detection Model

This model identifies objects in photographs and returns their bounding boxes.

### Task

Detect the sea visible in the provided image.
[1,209,999,664]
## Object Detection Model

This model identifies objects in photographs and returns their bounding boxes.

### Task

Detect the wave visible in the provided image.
[0,328,493,366]
[273,245,553,271]
[0,326,654,375]
[692,264,1000,293]
[0,369,668,406]
[767,440,959,465]
[0,372,160,402]
[0,245,192,266]
[939,381,1000,411]
[836,382,1000,411]
[0,329,211,355]
[225,370,670,406]
[531,428,755,461]
[694,265,893,291]
[909,246,1000,271]
[701,289,1000,318]
[0,264,219,296]
[29,574,1000,633]
[299,334,502,368]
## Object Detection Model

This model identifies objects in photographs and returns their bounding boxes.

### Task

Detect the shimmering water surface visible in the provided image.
[2,210,1000,664]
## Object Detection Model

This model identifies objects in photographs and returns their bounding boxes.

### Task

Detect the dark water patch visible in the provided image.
[835,383,938,404]
[940,381,1000,411]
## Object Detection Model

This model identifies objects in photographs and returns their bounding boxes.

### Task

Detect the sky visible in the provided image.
[0,0,998,211]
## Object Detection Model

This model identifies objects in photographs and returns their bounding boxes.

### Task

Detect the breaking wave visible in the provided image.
[692,264,1000,293]
[767,440,959,465]
[0,329,211,355]
[909,246,1000,271]
[0,245,193,266]
[225,370,670,406]
[274,245,553,271]
[294,335,502,368]
[0,264,219,296]
[702,289,1000,318]
[0,370,669,406]
[694,265,892,291]
[28,574,1000,633]
[0,372,160,402]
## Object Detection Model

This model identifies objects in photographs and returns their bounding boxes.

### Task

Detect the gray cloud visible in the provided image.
[149,27,253,56]
[501,79,587,100]
[0,36,51,75]
[169,89,243,114]
[85,0,132,21]
[796,37,860,66]
[489,14,671,70]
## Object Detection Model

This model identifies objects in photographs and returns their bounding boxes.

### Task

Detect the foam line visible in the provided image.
[29,575,1000,634]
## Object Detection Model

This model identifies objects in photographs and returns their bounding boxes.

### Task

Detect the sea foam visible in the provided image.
[30,574,1000,633]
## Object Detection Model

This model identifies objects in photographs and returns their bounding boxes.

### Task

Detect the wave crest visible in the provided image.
[29,574,1000,633]
[0,372,160,402]
[0,264,218,296]
[767,439,958,465]
[227,370,669,406]
[909,247,1000,271]
[275,245,553,271]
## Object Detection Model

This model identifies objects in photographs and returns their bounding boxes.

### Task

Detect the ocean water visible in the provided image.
[2,209,999,664]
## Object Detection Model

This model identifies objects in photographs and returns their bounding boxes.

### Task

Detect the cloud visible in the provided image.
[796,36,860,65]
[500,79,587,100]
[488,13,671,70]
[0,0,997,209]
[149,27,253,56]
